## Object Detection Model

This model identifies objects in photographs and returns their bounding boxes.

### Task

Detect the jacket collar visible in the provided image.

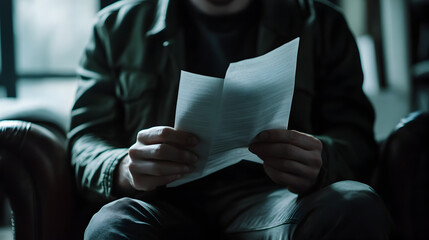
[145,0,185,72]
[146,0,182,39]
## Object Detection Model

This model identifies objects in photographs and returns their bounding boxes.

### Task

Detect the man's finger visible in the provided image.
[129,143,198,164]
[130,173,183,192]
[263,157,315,179]
[254,129,322,151]
[129,159,195,176]
[249,142,315,165]
[137,126,199,146]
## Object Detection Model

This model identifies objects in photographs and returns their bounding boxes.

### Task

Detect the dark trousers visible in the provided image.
[85,165,392,240]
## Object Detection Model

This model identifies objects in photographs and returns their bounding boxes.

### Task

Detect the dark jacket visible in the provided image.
[69,0,377,203]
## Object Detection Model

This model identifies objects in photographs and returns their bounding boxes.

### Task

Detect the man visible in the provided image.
[70,0,392,239]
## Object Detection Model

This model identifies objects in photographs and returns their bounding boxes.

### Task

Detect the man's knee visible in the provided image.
[320,181,390,220]
[84,197,160,240]
[322,180,380,206]
[294,181,392,239]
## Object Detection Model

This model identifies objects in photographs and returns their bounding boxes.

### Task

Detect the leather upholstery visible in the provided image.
[376,112,429,239]
[0,120,75,240]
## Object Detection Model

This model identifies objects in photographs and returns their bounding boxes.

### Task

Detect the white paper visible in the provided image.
[170,38,300,186]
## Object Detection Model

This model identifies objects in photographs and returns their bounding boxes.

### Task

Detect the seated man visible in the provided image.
[69,0,392,239]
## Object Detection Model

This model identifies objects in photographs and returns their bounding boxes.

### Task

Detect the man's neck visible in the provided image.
[188,0,252,16]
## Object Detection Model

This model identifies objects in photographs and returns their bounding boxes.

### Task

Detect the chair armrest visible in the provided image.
[375,111,429,239]
[0,120,75,240]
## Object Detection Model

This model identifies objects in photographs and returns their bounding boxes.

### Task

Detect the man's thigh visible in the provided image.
[84,169,391,240]
[84,197,209,240]
[218,180,392,240]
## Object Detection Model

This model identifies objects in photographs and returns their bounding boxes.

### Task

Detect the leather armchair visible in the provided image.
[1,106,428,239]
[0,120,75,240]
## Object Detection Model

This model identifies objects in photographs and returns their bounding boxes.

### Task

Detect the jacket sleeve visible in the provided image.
[312,2,378,188]
[68,12,129,204]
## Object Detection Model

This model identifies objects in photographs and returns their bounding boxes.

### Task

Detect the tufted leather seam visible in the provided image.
[17,122,32,152]
[0,121,30,151]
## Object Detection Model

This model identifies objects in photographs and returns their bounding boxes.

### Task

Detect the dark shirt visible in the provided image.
[183,0,261,78]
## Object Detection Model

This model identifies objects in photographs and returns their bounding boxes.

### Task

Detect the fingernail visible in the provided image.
[187,136,199,145]
[258,131,269,140]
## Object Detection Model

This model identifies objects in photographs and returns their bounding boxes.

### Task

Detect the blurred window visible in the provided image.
[13,0,99,74]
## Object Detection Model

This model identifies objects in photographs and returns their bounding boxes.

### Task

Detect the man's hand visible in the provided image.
[115,126,199,194]
[249,129,323,194]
